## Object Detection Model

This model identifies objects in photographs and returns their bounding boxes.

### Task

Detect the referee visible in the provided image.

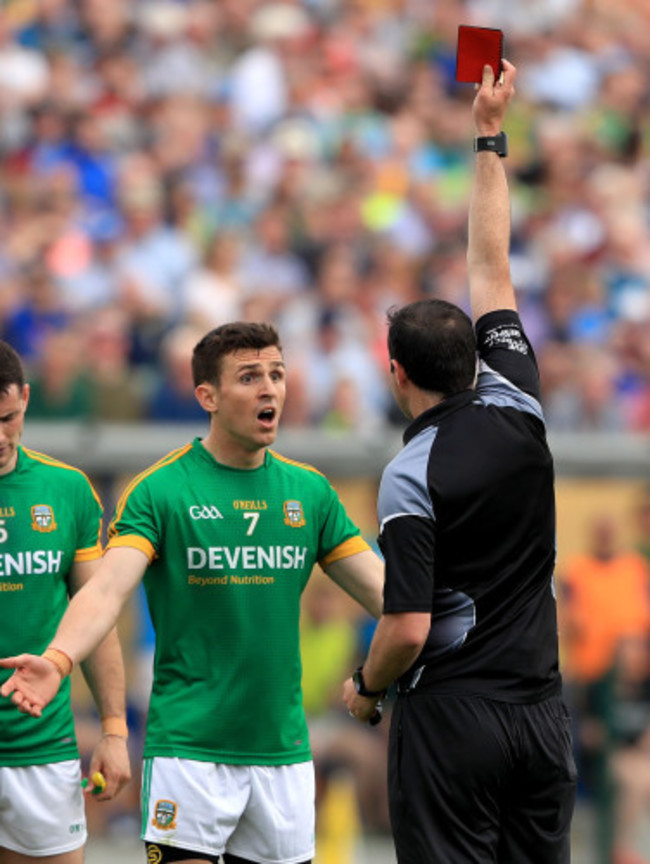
[344,59,577,863]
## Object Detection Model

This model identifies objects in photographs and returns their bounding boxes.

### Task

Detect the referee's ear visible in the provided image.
[391,359,408,388]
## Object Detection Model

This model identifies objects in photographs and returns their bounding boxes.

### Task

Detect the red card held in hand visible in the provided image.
[455,25,503,83]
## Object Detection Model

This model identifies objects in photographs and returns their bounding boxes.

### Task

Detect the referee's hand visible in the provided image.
[342,677,382,724]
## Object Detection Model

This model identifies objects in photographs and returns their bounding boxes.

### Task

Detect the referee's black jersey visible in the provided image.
[378,309,561,703]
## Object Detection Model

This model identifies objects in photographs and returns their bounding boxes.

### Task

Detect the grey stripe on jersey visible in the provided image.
[475,360,544,422]
[426,587,476,659]
[378,425,437,531]
[378,425,477,664]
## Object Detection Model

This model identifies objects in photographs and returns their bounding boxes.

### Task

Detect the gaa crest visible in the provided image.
[283,500,305,528]
[151,799,177,831]
[31,504,57,533]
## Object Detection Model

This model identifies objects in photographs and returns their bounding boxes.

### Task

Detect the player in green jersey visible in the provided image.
[1,323,384,864]
[0,340,131,863]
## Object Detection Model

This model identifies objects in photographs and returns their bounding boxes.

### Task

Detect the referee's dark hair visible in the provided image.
[387,299,477,396]
[0,341,25,394]
[192,322,282,386]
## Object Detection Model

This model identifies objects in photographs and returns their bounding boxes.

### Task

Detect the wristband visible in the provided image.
[101,716,129,739]
[473,131,508,157]
[42,647,73,678]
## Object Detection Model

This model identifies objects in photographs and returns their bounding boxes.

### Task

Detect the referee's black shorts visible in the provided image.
[388,692,577,864]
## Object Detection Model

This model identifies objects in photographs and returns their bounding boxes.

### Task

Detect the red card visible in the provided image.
[455,25,503,84]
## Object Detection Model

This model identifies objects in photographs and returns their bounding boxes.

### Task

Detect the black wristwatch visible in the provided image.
[473,131,508,157]
[352,666,386,699]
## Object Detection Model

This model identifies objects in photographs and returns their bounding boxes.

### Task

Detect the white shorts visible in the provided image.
[142,757,315,864]
[0,760,86,856]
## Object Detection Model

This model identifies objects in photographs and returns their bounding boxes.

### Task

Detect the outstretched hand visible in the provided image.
[0,654,62,717]
[473,58,516,136]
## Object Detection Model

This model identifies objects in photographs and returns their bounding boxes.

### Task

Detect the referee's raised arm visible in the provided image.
[467,59,517,323]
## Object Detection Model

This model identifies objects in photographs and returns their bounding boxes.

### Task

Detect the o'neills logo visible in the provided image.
[152,799,177,831]
[31,504,57,533]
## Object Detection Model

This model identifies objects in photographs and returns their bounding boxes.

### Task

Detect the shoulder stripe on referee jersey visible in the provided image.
[380,511,430,533]
[476,361,543,420]
[378,428,436,524]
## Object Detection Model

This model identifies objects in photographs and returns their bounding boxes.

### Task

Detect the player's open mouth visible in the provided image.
[258,407,276,426]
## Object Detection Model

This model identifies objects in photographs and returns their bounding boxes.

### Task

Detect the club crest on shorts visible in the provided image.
[31,504,57,532]
[283,500,305,528]
[152,799,178,831]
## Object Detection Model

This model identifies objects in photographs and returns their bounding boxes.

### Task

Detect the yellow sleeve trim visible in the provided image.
[23,448,104,551]
[268,450,325,477]
[74,543,103,563]
[107,534,156,562]
[110,444,192,529]
[320,535,370,567]
[22,448,103,510]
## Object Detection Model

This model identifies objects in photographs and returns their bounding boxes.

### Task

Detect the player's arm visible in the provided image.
[0,546,147,717]
[69,558,132,801]
[324,548,384,619]
[52,546,147,665]
[467,59,517,323]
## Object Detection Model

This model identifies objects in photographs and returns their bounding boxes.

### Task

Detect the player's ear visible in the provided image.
[195,382,218,413]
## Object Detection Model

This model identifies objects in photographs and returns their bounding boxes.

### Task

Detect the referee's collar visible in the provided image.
[403,389,475,445]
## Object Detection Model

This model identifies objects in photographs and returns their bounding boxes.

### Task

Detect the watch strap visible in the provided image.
[353,666,386,698]
[473,131,508,157]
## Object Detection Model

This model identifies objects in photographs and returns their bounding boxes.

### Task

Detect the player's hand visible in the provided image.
[88,734,131,801]
[0,654,62,717]
[342,677,382,725]
[472,58,516,137]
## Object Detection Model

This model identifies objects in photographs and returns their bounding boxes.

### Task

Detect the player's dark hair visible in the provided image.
[192,322,282,386]
[387,299,477,396]
[0,341,25,394]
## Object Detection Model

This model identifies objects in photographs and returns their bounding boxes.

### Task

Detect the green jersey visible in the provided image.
[107,438,369,765]
[0,446,103,766]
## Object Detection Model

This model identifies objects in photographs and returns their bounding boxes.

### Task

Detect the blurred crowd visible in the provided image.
[558,486,650,864]
[1,0,650,430]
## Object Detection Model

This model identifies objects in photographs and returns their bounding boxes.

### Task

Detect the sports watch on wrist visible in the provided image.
[473,131,508,157]
[352,666,386,699]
